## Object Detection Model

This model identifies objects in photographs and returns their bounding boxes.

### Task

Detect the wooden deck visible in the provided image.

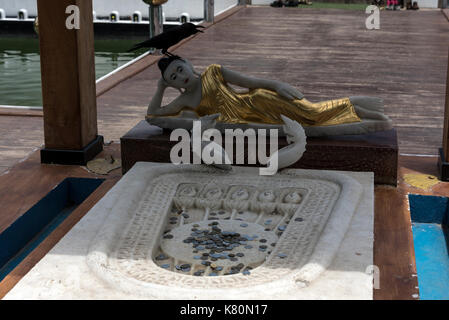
[1,147,446,300]
[1,6,449,300]
[1,7,449,174]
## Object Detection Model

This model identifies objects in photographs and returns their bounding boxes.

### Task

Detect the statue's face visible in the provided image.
[163,59,195,89]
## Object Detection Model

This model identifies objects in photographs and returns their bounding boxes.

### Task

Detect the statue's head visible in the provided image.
[158,55,196,89]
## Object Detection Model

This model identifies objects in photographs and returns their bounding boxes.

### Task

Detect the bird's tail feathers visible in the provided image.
[127,42,147,52]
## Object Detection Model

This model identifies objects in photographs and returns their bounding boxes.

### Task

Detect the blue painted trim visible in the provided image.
[409,194,449,300]
[0,178,104,282]
[409,194,449,225]
[412,223,449,300]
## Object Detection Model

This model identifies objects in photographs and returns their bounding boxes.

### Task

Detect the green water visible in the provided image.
[0,38,143,107]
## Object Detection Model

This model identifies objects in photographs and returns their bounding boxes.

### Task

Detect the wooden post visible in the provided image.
[37,0,103,165]
[439,47,449,180]
[204,0,214,23]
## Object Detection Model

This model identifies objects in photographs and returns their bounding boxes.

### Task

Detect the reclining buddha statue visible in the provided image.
[146,55,392,137]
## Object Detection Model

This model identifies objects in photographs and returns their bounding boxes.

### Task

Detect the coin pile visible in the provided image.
[163,221,273,276]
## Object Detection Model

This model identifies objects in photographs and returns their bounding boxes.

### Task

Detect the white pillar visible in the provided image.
[204,0,214,23]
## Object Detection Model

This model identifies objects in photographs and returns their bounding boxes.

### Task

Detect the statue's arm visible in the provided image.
[221,66,304,100]
[147,79,186,116]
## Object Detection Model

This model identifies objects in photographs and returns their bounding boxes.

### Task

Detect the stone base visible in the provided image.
[3,163,373,300]
[121,121,398,185]
[438,148,449,182]
[41,135,104,166]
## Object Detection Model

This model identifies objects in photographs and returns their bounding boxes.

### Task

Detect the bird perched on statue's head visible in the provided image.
[128,22,205,55]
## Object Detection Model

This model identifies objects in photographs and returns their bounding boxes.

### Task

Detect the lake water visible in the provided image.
[0,37,143,107]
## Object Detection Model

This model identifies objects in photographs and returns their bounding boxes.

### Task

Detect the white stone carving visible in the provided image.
[85,163,363,299]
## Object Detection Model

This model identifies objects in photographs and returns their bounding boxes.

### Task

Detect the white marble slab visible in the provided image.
[4,163,373,300]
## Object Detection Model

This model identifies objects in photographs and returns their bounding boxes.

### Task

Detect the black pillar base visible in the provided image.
[438,148,449,181]
[40,135,104,165]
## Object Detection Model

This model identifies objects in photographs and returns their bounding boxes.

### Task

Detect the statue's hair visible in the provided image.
[158,55,184,79]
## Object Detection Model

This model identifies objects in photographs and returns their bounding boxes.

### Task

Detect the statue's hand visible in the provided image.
[157,77,169,89]
[274,83,304,100]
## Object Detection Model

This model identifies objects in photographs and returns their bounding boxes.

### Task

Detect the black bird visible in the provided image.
[128,22,205,55]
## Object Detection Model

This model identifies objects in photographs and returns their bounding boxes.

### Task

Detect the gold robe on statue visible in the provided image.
[166,64,361,126]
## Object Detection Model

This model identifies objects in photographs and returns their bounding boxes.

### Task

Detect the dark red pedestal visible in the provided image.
[121,121,398,185]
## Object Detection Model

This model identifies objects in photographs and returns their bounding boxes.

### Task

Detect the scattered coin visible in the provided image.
[242,270,251,275]
[175,265,182,270]
[210,263,217,269]
[209,272,218,276]
[193,255,201,260]
[182,213,190,219]
[278,225,287,231]
[240,223,248,228]
[161,264,170,269]
[155,254,168,261]
[193,271,202,276]
[278,253,287,259]
[264,220,272,225]
[244,245,253,249]
[259,239,267,243]
[294,217,303,222]
[238,211,244,215]
[236,253,244,257]
[163,234,173,239]
[210,212,217,216]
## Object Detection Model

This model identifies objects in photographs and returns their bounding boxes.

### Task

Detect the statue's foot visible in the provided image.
[349,96,384,113]
[304,118,393,137]
[353,105,390,121]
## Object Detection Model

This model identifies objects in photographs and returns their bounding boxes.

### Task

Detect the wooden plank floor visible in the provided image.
[96,7,449,156]
[0,7,448,173]
[0,144,121,298]
[1,149,448,299]
[1,6,449,299]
